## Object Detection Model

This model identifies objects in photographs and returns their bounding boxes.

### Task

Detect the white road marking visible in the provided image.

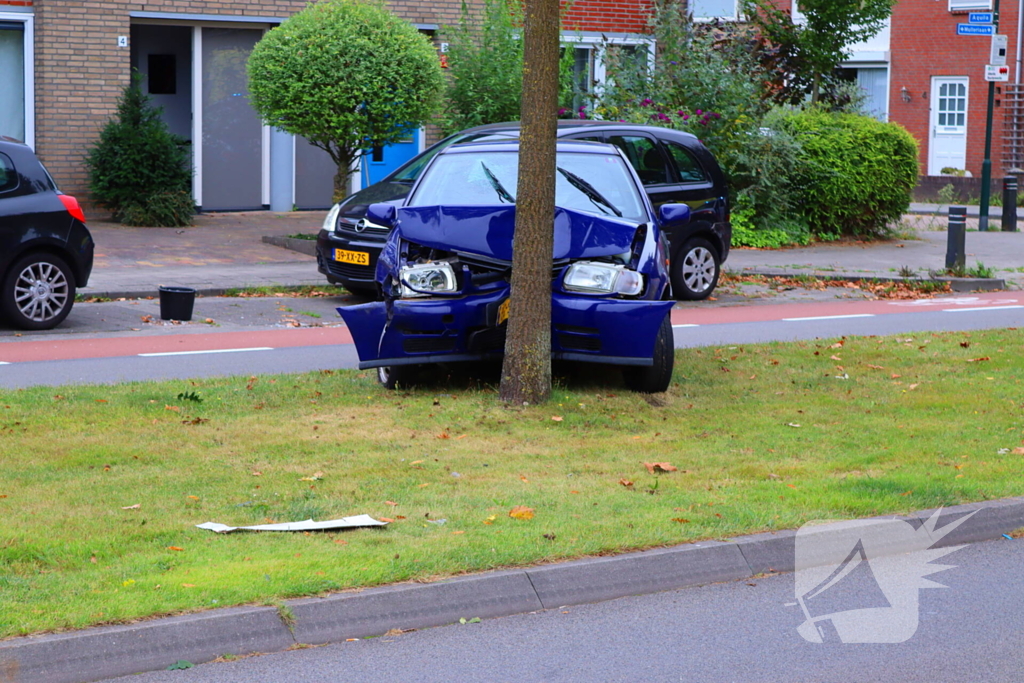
[672,324,700,328]
[0,361,9,365]
[942,305,1024,313]
[782,314,875,322]
[890,297,1019,307]
[139,347,274,357]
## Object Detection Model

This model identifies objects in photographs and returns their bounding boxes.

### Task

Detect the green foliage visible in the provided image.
[86,73,192,226]
[119,190,194,228]
[777,108,919,237]
[247,0,444,198]
[937,182,959,205]
[440,0,576,134]
[591,7,809,244]
[742,0,896,104]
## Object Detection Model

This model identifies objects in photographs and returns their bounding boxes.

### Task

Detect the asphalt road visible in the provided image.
[1,292,1022,388]
[105,536,1024,683]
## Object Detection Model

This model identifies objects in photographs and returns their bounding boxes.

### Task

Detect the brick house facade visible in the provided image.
[0,0,657,212]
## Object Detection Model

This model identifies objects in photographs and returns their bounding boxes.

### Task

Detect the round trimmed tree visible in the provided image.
[247,0,444,200]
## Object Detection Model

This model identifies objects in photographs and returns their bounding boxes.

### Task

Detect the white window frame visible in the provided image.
[560,32,655,102]
[949,0,993,10]
[0,11,35,149]
[690,0,741,22]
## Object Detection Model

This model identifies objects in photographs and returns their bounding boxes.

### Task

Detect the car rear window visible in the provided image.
[666,142,708,183]
[0,152,18,193]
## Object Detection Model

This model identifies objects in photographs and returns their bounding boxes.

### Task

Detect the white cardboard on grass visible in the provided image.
[196,515,387,533]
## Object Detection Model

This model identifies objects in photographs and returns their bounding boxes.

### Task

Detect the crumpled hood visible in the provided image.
[392,205,638,261]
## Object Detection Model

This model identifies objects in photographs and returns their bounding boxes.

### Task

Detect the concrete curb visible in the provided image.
[727,268,1007,292]
[261,235,318,256]
[2,497,1022,683]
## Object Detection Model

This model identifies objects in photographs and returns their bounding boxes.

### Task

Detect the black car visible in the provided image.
[316,120,730,300]
[0,138,94,330]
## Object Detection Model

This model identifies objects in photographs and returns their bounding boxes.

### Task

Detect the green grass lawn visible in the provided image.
[1,329,1022,639]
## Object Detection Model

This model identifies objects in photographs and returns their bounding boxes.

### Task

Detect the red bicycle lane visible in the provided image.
[0,292,1018,365]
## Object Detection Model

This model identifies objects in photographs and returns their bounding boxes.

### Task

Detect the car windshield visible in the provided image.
[410,150,648,223]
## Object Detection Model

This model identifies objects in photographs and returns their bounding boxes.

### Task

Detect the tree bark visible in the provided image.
[498,0,560,405]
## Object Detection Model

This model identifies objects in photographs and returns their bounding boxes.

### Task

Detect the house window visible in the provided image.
[0,21,26,143]
[690,0,739,20]
[561,35,653,112]
[949,0,993,10]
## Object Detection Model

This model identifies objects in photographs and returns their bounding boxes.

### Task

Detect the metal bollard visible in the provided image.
[946,205,967,270]
[1002,177,1018,232]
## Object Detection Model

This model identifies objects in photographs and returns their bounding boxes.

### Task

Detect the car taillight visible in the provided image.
[58,194,87,223]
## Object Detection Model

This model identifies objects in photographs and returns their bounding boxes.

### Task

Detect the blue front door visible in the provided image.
[363,129,421,186]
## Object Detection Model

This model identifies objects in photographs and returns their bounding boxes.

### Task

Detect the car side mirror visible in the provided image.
[366,202,398,229]
[658,203,691,226]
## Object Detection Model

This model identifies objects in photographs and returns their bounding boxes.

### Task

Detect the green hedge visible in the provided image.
[778,109,918,238]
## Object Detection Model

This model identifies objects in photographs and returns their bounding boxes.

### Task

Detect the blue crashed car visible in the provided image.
[337,140,690,393]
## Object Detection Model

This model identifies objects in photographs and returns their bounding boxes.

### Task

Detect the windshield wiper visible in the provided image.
[557,166,622,217]
[480,162,516,204]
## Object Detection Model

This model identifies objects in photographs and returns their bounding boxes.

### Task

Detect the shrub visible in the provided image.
[120,190,195,228]
[776,108,918,238]
[247,0,444,200]
[86,73,193,226]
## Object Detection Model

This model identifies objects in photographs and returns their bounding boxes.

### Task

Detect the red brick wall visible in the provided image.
[889,0,1019,177]
[562,0,654,34]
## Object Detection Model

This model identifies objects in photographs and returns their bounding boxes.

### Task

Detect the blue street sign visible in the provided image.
[958,23,995,36]
[969,11,995,23]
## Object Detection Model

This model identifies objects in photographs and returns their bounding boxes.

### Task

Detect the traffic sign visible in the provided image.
[958,23,995,36]
[969,11,995,23]
[985,64,1010,82]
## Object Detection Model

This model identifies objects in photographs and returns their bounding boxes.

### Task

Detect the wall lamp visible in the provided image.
[900,86,912,103]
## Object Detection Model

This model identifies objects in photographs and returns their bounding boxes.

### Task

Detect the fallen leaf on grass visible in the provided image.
[786,423,801,428]
[509,506,535,520]
[410,460,424,465]
[908,383,919,390]
[671,518,690,524]
[960,341,971,348]
[251,470,262,477]
[890,373,901,379]
[865,364,884,370]
[121,504,141,510]
[436,432,450,439]
[551,416,563,422]
[181,583,195,588]
[967,357,991,362]
[482,514,498,524]
[165,405,180,412]
[333,539,348,545]
[167,546,184,551]
[1013,448,1024,455]
[452,530,465,535]
[379,517,395,523]
[619,479,634,488]
[385,500,398,506]
[299,471,324,481]
[417,483,430,488]
[187,495,199,500]
[643,462,677,474]
[543,533,556,540]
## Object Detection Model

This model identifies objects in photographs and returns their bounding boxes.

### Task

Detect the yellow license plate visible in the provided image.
[497,298,510,325]
[334,249,369,266]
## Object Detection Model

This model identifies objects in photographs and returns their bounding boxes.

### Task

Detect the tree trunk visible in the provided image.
[498,0,560,405]
[333,164,351,204]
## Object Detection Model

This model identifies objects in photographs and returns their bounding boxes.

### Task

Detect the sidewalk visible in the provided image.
[81,208,1024,299]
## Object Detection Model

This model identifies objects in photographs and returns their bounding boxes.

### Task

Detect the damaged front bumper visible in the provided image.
[338,290,673,370]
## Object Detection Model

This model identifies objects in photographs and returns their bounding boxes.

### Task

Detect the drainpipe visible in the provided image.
[1017,0,1023,83]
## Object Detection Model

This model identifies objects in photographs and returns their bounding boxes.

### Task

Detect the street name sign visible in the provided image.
[969,12,995,23]
[958,23,995,36]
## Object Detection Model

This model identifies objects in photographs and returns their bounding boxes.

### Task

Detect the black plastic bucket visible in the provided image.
[158,286,196,321]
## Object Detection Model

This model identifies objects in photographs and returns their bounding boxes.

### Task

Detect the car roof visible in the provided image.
[442,138,620,155]
[457,120,703,145]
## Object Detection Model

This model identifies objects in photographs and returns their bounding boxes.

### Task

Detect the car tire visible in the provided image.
[623,313,674,393]
[1,252,76,330]
[672,237,720,301]
[377,364,417,390]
